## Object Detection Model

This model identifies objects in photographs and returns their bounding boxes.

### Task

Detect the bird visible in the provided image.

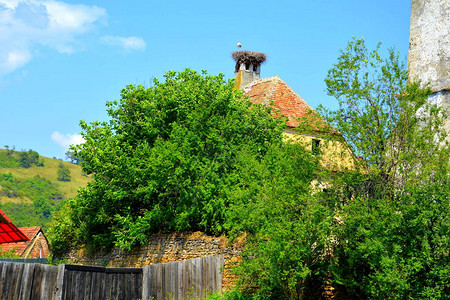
[237,42,242,48]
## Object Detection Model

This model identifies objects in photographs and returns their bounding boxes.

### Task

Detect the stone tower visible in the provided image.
[232,50,266,89]
[408,0,450,134]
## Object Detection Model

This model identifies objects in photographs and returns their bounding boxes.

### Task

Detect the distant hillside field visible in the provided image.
[0,149,91,202]
[0,148,91,228]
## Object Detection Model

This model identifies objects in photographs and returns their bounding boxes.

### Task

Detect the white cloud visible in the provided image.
[2,49,31,73]
[51,131,85,150]
[101,35,146,52]
[0,0,107,75]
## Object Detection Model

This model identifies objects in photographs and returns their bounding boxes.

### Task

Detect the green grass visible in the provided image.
[0,148,92,228]
[0,148,91,203]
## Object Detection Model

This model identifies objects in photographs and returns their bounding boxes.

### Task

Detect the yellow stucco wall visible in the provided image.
[283,132,357,171]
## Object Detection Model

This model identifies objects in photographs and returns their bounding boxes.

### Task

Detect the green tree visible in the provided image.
[57,163,71,182]
[18,151,31,168]
[65,149,81,165]
[320,37,448,194]
[225,143,329,299]
[49,69,286,252]
[322,38,449,299]
[13,149,42,168]
[27,149,40,166]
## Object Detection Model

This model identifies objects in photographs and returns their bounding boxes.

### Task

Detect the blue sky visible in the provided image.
[0,0,412,159]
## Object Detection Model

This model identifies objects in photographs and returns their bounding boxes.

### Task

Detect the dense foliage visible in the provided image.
[48,69,288,252]
[48,40,448,299]
[224,144,326,299]
[219,38,449,299]
[0,147,44,168]
[319,38,450,299]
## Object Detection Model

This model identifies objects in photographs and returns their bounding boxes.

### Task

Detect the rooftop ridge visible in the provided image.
[243,75,280,93]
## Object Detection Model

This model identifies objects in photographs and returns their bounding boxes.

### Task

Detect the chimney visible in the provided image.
[232,50,266,89]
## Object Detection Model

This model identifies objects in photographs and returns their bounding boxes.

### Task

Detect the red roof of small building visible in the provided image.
[0,209,29,243]
[244,76,331,132]
[0,227,40,255]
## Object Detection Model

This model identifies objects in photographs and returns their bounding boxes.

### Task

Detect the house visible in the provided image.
[233,50,357,171]
[0,209,49,259]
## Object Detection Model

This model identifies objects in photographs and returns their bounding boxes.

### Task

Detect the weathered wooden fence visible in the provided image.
[143,255,224,300]
[58,265,143,300]
[0,254,223,300]
[0,262,58,300]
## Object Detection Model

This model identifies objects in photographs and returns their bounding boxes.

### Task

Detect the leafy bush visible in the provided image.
[224,143,330,299]
[57,163,71,182]
[49,69,286,252]
[0,147,43,168]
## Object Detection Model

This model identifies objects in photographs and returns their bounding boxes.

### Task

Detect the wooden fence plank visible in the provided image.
[172,261,179,300]
[0,262,4,297]
[12,262,25,300]
[83,267,92,300]
[163,263,170,299]
[142,265,151,300]
[177,259,184,300]
[152,264,163,299]
[1,263,11,299]
[44,264,59,300]
[149,264,156,300]
[125,272,132,299]
[54,264,65,300]
[17,262,34,300]
[98,269,105,300]
[2,262,13,299]
[202,256,208,298]
[104,271,111,299]
[116,272,124,300]
[208,256,214,295]
[65,269,73,300]
[77,268,86,300]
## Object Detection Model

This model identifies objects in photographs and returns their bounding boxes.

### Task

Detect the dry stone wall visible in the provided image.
[62,232,242,290]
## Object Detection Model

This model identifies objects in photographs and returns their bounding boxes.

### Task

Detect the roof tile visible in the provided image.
[244,76,313,128]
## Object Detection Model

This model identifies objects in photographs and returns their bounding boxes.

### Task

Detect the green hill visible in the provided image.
[0,148,91,229]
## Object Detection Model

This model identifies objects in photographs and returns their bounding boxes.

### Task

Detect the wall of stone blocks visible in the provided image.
[62,232,242,290]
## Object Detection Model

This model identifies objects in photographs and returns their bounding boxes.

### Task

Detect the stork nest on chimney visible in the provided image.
[232,51,267,65]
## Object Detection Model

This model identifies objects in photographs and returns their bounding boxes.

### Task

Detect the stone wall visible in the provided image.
[62,232,242,290]
[408,0,450,135]
[408,0,449,92]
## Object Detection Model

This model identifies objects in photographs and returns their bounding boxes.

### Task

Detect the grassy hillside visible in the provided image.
[0,148,91,203]
[0,148,91,228]
[0,150,90,202]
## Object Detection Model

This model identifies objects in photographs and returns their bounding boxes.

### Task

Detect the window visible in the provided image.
[312,139,321,155]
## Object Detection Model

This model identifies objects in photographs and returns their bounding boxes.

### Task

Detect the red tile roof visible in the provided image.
[244,76,330,132]
[0,209,29,244]
[0,227,40,255]
[244,76,313,127]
